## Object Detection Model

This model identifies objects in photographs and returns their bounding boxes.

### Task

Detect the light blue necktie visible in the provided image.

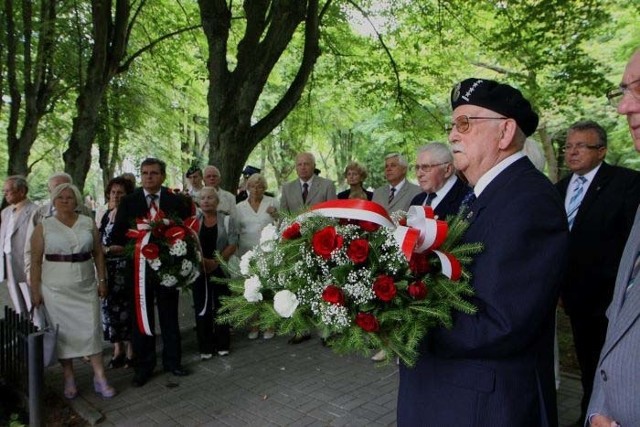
[566,176,587,230]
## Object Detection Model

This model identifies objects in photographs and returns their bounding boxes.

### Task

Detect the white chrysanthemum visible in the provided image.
[180,259,193,277]
[273,290,299,318]
[243,276,263,302]
[169,239,187,256]
[148,258,162,271]
[239,250,254,275]
[160,274,178,287]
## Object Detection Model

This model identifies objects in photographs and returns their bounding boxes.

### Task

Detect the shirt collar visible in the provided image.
[474,152,525,197]
[390,178,406,192]
[571,162,601,186]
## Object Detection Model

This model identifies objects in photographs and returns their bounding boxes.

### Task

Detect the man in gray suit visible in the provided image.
[0,176,38,315]
[372,153,421,213]
[280,152,336,214]
[588,48,640,427]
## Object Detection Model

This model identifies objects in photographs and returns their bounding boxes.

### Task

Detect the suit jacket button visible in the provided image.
[600,369,607,381]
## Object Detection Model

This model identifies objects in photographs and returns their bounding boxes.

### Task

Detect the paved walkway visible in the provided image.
[3,287,582,426]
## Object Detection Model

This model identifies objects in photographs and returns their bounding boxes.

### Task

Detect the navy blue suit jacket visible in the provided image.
[410,177,470,219]
[556,162,640,316]
[398,157,568,426]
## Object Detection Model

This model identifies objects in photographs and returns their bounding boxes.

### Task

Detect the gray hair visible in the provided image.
[246,173,268,190]
[50,183,82,208]
[417,142,454,164]
[385,153,408,168]
[203,165,221,177]
[5,175,29,195]
[296,152,316,166]
[47,172,72,192]
[199,186,219,204]
[568,120,608,147]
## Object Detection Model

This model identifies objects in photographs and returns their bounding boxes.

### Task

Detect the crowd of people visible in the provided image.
[0,48,639,425]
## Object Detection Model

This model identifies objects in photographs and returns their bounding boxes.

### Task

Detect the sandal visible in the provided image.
[107,354,125,369]
[94,377,116,399]
[64,378,78,400]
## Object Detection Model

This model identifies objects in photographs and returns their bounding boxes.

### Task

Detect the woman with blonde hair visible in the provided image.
[30,183,115,399]
[337,162,372,200]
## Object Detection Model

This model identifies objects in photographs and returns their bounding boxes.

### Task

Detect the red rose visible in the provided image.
[398,218,407,226]
[165,226,186,243]
[355,312,379,332]
[347,239,369,264]
[409,252,431,275]
[311,226,343,259]
[282,222,302,240]
[373,275,397,301]
[358,220,380,232]
[407,281,428,300]
[322,285,345,305]
[141,243,160,260]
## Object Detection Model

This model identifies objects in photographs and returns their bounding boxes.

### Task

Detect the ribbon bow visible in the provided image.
[308,200,461,280]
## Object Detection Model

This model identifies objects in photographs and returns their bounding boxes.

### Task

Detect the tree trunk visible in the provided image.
[199,0,324,193]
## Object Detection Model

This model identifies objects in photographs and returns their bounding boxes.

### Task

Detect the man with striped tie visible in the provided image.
[555,120,640,426]
[588,48,640,427]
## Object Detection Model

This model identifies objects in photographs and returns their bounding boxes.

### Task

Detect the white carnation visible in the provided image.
[180,259,193,277]
[243,276,263,302]
[148,258,162,271]
[259,224,278,252]
[273,290,299,318]
[160,274,178,287]
[239,250,254,275]
[169,239,187,256]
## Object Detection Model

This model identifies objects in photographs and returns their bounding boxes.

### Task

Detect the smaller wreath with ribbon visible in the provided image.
[219,200,482,366]
[125,210,202,336]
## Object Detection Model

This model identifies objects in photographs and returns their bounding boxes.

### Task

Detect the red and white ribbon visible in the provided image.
[308,200,461,280]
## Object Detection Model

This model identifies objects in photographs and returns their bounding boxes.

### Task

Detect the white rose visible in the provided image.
[239,250,254,275]
[243,276,263,302]
[273,290,299,318]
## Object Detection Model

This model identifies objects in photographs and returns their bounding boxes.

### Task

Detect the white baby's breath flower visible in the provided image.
[160,274,178,287]
[239,250,254,275]
[243,275,263,302]
[273,290,299,318]
[169,239,187,256]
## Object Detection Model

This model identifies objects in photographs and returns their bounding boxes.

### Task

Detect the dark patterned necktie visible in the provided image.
[459,191,476,214]
[147,194,159,217]
[302,183,309,204]
[388,187,396,204]
[424,193,437,206]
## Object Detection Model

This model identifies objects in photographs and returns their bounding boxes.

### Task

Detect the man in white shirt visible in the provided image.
[203,165,237,216]
[372,153,421,213]
[279,152,336,214]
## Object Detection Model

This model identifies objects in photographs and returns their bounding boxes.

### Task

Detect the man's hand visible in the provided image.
[590,414,620,427]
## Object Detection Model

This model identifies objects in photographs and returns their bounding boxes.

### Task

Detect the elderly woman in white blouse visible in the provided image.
[234,173,278,340]
[235,174,278,257]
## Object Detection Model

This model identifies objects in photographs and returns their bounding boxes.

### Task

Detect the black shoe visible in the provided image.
[132,373,150,387]
[165,367,190,377]
[288,334,311,345]
[108,354,125,369]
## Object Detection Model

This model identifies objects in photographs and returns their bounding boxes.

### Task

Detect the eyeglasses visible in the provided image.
[413,162,448,173]
[445,115,508,133]
[562,143,604,153]
[606,78,640,107]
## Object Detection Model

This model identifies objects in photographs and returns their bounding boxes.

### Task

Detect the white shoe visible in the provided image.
[217,350,229,357]
[263,330,275,340]
[371,349,386,362]
[248,330,259,340]
[200,353,213,361]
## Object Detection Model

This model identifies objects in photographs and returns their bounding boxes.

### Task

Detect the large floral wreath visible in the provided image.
[220,200,481,366]
[125,210,202,335]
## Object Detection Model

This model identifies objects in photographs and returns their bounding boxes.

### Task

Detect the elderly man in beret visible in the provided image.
[397,78,568,426]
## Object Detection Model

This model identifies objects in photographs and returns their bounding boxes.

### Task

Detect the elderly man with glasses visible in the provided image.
[555,120,640,427]
[587,48,640,427]
[410,142,470,218]
[397,78,568,426]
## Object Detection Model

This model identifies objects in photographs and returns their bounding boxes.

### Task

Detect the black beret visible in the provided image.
[186,166,201,178]
[242,165,261,176]
[450,78,539,137]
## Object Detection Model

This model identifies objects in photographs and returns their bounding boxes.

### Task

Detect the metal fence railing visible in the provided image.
[0,306,44,427]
